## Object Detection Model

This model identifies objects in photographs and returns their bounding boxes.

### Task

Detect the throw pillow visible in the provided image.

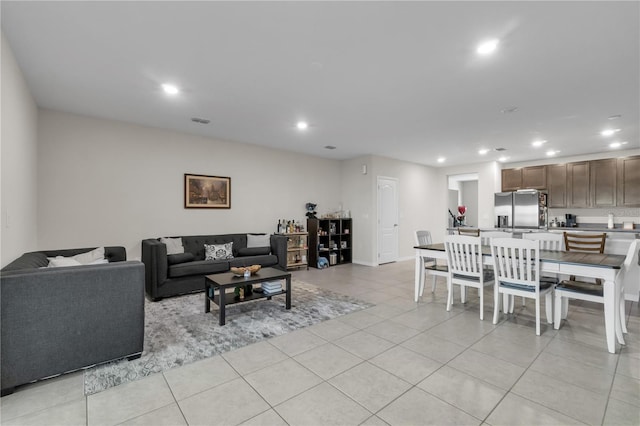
[48,257,83,268]
[167,252,196,265]
[247,234,270,248]
[71,247,105,265]
[160,237,184,255]
[204,243,234,260]
[237,247,271,256]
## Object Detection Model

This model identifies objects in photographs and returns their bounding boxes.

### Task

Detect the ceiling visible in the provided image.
[2,1,638,167]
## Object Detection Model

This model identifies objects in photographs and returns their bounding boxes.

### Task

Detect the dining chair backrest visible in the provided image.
[523,232,564,251]
[415,230,432,247]
[480,231,512,246]
[444,235,483,278]
[564,232,606,253]
[619,239,640,290]
[490,238,540,290]
[458,228,480,237]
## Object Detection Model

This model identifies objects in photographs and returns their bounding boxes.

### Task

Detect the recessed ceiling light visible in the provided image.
[498,156,509,162]
[531,140,547,147]
[601,128,620,137]
[609,141,628,149]
[501,106,518,114]
[161,83,179,95]
[477,39,499,55]
[437,157,446,163]
[296,121,309,130]
[478,149,489,155]
[546,150,560,156]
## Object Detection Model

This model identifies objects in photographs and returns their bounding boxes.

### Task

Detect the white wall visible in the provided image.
[369,156,440,263]
[461,180,479,227]
[340,156,375,265]
[37,110,343,260]
[435,161,501,242]
[1,32,39,267]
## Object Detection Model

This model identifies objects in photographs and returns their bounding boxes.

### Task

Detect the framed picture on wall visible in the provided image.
[184,174,231,209]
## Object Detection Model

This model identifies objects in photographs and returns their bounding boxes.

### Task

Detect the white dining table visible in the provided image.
[415,243,626,353]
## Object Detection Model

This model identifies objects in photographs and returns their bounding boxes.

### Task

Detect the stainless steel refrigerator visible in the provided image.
[495,190,547,228]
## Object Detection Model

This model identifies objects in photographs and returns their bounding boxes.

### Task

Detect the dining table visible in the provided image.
[415,243,627,353]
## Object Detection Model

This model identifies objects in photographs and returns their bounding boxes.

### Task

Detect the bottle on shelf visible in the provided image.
[277,219,282,234]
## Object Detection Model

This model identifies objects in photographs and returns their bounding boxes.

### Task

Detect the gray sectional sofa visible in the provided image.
[0,247,145,396]
[142,233,287,301]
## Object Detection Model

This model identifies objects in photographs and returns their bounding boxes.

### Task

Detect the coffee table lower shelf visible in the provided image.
[204,268,292,325]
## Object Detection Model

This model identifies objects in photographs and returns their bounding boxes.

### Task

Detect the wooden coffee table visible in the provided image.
[204,267,292,325]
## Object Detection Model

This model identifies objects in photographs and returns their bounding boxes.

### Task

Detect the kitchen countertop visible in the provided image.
[448,226,639,234]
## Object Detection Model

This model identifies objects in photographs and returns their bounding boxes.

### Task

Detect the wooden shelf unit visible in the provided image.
[307,218,352,268]
[277,232,309,270]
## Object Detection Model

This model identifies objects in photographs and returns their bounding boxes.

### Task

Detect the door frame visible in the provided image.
[377,176,399,265]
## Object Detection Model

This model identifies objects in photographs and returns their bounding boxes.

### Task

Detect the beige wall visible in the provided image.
[1,32,39,267]
[37,110,343,260]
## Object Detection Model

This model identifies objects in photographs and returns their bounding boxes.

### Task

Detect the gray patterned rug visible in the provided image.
[84,280,372,395]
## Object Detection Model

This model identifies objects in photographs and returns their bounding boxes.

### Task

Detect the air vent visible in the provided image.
[191,117,211,124]
[494,147,507,152]
[324,145,337,150]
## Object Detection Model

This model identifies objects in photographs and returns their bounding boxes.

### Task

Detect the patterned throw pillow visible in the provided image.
[204,243,234,260]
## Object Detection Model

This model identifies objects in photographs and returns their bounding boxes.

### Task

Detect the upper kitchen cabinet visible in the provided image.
[590,158,617,207]
[617,155,640,207]
[501,166,546,191]
[567,161,590,208]
[522,165,547,189]
[547,164,567,208]
[501,168,522,191]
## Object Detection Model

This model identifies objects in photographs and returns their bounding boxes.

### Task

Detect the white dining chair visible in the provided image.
[554,239,639,344]
[522,232,564,251]
[415,230,448,299]
[490,238,554,335]
[444,235,494,320]
[480,231,512,246]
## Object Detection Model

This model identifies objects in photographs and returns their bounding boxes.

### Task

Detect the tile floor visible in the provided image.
[1,261,639,426]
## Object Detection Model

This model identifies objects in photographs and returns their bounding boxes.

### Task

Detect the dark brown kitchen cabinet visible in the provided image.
[522,165,547,190]
[501,168,522,191]
[547,164,567,208]
[567,161,590,208]
[617,155,640,207]
[590,158,617,207]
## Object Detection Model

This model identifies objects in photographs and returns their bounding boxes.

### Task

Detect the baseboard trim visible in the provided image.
[352,260,377,267]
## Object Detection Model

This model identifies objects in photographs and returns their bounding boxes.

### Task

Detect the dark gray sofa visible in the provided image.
[142,233,287,301]
[0,247,145,396]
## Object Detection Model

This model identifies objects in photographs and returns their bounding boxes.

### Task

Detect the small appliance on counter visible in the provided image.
[565,214,577,228]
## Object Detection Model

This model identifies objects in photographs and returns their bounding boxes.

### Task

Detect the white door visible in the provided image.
[378,177,398,264]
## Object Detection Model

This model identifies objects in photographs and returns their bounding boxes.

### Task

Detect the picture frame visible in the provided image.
[184,174,231,209]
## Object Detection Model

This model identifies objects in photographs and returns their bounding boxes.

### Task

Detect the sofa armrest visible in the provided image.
[141,239,168,299]
[270,234,287,271]
[1,261,145,393]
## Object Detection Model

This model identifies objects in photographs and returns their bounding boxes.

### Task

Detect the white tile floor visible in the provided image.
[1,261,639,426]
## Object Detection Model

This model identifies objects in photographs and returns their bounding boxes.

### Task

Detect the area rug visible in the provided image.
[84,280,372,395]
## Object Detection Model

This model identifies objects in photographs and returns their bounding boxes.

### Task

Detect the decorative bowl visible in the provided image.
[230,265,261,276]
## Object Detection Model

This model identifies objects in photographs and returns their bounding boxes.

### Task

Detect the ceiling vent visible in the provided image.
[494,147,507,151]
[191,117,210,124]
[324,145,337,150]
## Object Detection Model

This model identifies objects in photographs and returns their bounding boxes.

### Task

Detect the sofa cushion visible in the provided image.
[205,243,234,260]
[160,237,184,255]
[168,260,229,278]
[181,235,247,260]
[238,247,271,256]
[247,234,270,248]
[1,253,50,272]
[167,253,195,265]
[229,255,278,268]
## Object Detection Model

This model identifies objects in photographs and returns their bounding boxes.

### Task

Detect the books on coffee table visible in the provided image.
[261,281,283,295]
